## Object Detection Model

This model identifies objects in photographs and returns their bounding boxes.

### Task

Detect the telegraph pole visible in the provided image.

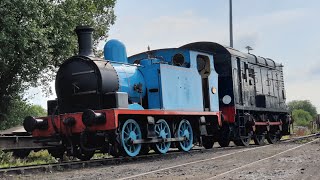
[229,0,233,48]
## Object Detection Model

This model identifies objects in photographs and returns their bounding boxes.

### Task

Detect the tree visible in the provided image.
[0,0,116,122]
[287,100,317,119]
[0,99,47,130]
[292,109,313,127]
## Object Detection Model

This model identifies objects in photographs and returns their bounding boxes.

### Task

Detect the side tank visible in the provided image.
[104,40,146,104]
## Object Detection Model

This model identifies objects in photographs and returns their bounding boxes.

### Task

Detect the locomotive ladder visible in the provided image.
[237,109,247,137]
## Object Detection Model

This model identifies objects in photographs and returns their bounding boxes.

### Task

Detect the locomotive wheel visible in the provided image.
[12,149,31,159]
[218,139,230,147]
[176,119,193,152]
[234,134,251,146]
[76,150,95,161]
[48,148,65,159]
[266,131,281,144]
[120,119,142,157]
[110,141,121,158]
[253,133,265,145]
[202,136,214,149]
[218,122,230,147]
[153,119,171,154]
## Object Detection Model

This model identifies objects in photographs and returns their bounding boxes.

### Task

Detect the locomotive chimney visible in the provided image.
[75,26,94,56]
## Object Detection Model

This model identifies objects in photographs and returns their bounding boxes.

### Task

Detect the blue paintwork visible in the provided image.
[111,63,146,103]
[128,48,190,67]
[104,39,128,63]
[128,103,144,110]
[103,40,220,112]
[120,119,142,157]
[189,51,220,112]
[159,63,203,111]
[139,60,162,109]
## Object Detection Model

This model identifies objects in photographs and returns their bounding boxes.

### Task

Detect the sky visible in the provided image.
[28,0,320,112]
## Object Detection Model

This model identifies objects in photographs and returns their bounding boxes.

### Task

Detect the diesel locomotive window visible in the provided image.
[172,53,185,66]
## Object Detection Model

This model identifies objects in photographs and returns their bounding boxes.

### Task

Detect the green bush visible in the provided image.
[288,100,317,119]
[292,109,313,127]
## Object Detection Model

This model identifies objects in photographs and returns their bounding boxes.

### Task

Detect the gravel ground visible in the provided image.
[219,139,320,180]
[3,139,320,180]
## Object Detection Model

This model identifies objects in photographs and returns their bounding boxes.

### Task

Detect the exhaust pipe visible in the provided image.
[75,26,94,56]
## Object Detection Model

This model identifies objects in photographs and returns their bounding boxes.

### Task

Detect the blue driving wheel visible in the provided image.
[154,119,171,154]
[177,119,193,152]
[121,119,142,157]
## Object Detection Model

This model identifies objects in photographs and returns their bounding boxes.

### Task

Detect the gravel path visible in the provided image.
[3,139,320,180]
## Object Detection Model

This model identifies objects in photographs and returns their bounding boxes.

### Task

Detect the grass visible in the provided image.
[0,150,57,168]
[0,150,114,168]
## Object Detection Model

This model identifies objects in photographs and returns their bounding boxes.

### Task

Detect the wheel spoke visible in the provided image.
[155,129,160,134]
[124,131,129,136]
[132,126,136,132]
[179,129,183,136]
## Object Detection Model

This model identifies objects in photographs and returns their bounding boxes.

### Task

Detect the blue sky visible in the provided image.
[29,0,320,111]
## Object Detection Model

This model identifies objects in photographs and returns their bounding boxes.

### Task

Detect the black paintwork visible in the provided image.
[55,56,119,113]
[181,42,288,114]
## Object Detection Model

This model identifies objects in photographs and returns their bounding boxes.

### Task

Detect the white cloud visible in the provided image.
[234,8,309,51]
[109,10,229,55]
[286,79,320,111]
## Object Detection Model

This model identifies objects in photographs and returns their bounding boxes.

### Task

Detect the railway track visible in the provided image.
[0,133,319,176]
